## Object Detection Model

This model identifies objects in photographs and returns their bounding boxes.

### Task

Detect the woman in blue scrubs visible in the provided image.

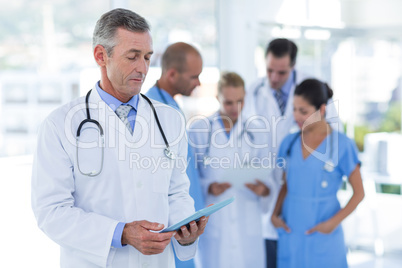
[271,79,365,268]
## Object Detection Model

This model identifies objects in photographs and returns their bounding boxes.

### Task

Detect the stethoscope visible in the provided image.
[76,89,176,177]
[203,117,255,166]
[286,128,335,187]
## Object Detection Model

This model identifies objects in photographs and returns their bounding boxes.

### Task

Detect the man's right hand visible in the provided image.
[121,220,175,255]
[208,182,231,196]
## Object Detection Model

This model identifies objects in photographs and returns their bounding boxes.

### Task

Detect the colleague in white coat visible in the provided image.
[188,72,274,268]
[243,38,341,268]
[31,9,208,268]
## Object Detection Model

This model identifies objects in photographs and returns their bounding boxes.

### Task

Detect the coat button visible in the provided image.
[137,181,142,188]
[321,181,328,188]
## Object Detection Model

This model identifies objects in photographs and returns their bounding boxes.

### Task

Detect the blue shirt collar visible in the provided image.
[271,69,294,97]
[155,82,180,110]
[96,81,139,112]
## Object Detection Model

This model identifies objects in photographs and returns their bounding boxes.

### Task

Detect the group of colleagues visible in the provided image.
[31,8,365,268]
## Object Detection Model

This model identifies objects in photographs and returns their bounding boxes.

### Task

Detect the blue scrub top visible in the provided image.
[276,130,360,268]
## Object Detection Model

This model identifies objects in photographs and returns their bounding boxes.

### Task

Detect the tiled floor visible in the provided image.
[348,250,402,268]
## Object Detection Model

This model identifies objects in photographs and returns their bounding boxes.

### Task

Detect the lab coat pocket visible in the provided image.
[106,248,117,267]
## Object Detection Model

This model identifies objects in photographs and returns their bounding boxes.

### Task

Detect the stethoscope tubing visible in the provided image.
[286,129,335,172]
[76,89,174,177]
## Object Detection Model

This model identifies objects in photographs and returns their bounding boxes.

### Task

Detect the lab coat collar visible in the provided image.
[95,81,139,112]
[87,86,151,140]
[259,76,296,118]
[209,111,245,139]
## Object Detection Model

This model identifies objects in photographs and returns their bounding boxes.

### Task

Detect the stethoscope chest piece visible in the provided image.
[164,148,176,160]
[203,156,212,166]
[324,160,335,172]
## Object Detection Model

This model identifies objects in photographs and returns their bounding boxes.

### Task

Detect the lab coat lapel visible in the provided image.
[283,83,296,118]
[131,94,151,144]
[267,89,281,117]
[258,78,282,117]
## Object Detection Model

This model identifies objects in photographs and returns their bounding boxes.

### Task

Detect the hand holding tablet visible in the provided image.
[161,196,235,233]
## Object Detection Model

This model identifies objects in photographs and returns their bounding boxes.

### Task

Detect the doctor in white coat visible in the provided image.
[31,9,208,268]
[188,72,274,268]
[243,38,341,268]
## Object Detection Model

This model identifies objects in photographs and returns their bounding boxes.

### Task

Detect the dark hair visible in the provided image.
[294,79,333,110]
[265,38,298,66]
[93,8,150,56]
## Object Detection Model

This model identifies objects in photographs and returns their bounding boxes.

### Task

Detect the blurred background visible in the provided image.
[1,0,402,267]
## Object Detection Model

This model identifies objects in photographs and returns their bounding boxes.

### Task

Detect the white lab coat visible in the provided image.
[31,87,197,268]
[188,112,273,268]
[243,71,342,240]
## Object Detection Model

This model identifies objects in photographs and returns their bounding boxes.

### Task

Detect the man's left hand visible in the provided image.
[174,216,209,246]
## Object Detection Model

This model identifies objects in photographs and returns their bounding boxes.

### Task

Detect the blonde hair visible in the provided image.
[217,71,245,95]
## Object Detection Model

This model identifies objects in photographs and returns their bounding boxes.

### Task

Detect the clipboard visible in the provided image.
[160,196,235,233]
[219,165,273,189]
